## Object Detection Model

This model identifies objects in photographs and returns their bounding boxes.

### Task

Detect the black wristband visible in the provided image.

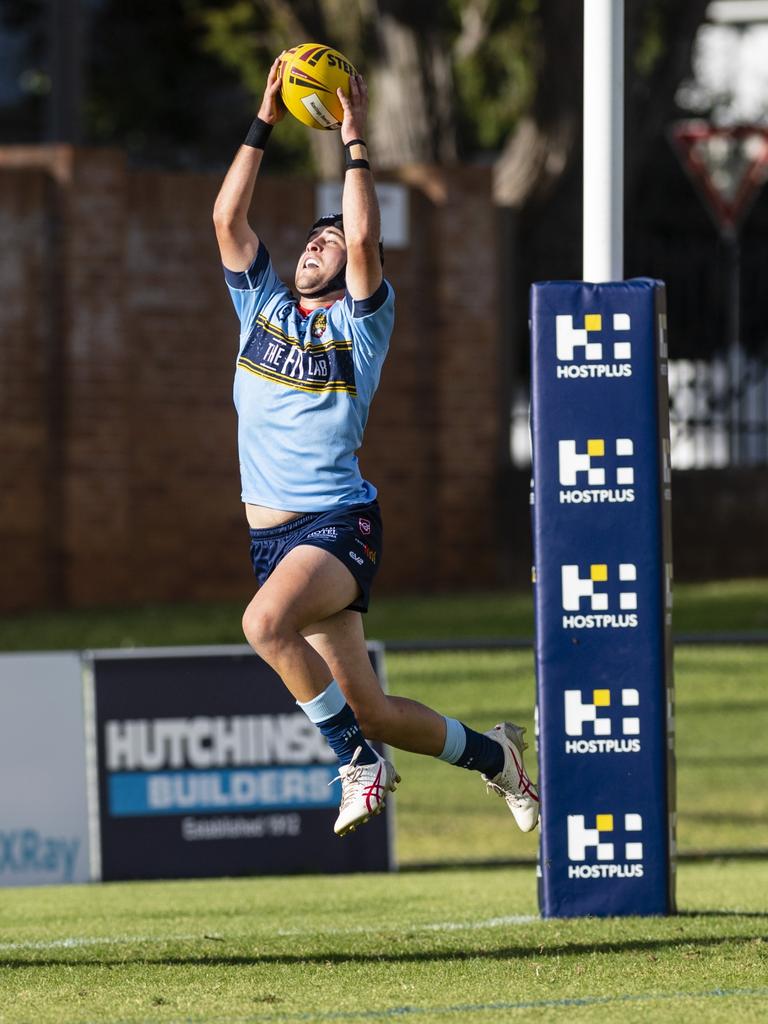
[344,138,370,171]
[244,117,272,150]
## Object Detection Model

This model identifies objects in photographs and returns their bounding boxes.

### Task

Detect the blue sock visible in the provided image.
[437,717,504,777]
[297,680,378,767]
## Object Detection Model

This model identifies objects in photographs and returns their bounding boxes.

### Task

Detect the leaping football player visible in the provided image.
[212,57,539,837]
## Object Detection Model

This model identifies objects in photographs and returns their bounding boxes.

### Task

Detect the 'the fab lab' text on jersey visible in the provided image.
[224,244,394,511]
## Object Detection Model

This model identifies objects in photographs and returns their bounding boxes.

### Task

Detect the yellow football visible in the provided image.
[279,43,357,130]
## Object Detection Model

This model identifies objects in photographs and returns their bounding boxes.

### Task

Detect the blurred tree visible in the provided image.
[193,0,711,199]
[495,0,712,389]
[493,0,712,207]
[363,0,459,169]
[85,0,268,168]
[187,0,322,171]
[0,0,712,187]
[626,0,713,204]
[191,0,535,174]
[0,0,49,143]
[190,0,464,177]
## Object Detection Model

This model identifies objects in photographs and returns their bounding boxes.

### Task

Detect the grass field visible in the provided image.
[1,582,766,1022]
[388,646,768,862]
[0,578,766,651]
[1,862,767,1023]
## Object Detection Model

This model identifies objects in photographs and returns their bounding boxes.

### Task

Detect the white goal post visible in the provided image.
[583,0,624,282]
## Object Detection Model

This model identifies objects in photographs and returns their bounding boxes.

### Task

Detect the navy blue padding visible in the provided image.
[345,280,388,318]
[223,242,270,289]
[530,278,675,919]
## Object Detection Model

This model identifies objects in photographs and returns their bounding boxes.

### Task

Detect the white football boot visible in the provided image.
[482,722,539,832]
[332,746,401,837]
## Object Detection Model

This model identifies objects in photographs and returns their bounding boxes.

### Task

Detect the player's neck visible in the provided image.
[298,293,342,316]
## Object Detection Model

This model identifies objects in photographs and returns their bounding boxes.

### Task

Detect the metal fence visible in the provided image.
[510,350,768,469]
[668,348,768,467]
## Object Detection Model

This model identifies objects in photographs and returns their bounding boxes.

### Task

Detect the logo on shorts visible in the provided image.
[311,312,328,338]
[348,550,364,566]
[354,539,377,563]
[358,517,372,536]
[307,526,337,540]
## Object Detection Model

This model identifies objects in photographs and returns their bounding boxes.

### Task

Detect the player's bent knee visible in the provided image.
[241,603,286,653]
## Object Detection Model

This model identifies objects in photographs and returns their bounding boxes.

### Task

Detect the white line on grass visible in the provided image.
[275,914,538,937]
[0,915,537,954]
[419,915,537,932]
[0,934,201,953]
[146,987,768,1023]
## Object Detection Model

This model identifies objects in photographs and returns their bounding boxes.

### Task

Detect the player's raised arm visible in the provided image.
[212,55,285,272]
[337,74,383,302]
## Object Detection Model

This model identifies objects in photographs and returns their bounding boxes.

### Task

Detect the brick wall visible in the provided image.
[0,167,50,608]
[0,147,507,611]
[4,147,754,614]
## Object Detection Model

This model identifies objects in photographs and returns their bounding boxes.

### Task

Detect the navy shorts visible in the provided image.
[248,500,383,613]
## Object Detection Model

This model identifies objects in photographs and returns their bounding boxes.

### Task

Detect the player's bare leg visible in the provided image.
[302,609,446,754]
[242,544,537,833]
[241,543,359,703]
[241,544,399,834]
[304,609,539,832]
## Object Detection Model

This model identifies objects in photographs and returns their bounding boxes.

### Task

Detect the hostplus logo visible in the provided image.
[567,812,644,879]
[556,312,632,379]
[558,438,635,504]
[561,563,638,629]
[564,688,641,754]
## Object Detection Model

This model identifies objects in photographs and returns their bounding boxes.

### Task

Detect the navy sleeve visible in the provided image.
[344,280,389,319]
[223,243,292,332]
[223,243,269,289]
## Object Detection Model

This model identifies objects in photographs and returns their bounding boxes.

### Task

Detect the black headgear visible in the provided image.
[308,213,345,238]
[301,213,384,298]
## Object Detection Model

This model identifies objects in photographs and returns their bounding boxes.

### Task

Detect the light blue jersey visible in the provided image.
[225,244,394,511]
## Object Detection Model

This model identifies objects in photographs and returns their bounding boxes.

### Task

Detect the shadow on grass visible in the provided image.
[399,849,768,870]
[678,811,768,824]
[676,910,768,918]
[3,931,765,970]
[678,700,768,714]
[679,755,768,767]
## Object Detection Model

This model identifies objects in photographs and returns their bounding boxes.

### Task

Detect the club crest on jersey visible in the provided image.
[311,312,328,338]
[358,517,371,536]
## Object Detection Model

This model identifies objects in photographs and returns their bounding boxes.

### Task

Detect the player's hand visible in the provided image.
[338,73,367,144]
[258,54,286,125]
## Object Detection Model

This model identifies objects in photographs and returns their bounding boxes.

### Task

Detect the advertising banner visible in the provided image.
[530,279,676,917]
[0,654,91,887]
[87,644,393,881]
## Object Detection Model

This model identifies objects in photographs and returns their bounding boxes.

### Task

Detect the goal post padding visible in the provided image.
[530,278,676,917]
